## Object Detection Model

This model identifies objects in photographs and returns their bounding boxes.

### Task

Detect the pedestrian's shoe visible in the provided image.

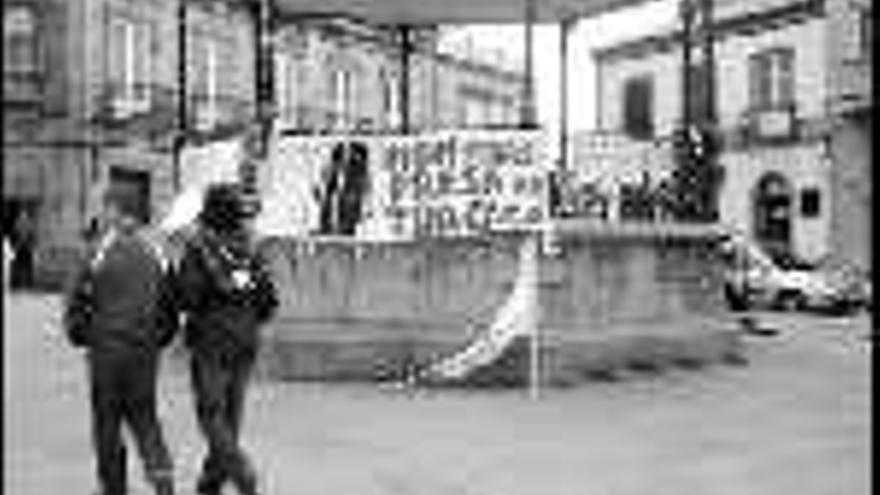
[237,472,261,495]
[195,480,222,495]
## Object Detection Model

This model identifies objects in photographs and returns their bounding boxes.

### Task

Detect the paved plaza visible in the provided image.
[4,293,871,495]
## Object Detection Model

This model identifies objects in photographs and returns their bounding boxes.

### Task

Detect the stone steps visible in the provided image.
[251,316,746,388]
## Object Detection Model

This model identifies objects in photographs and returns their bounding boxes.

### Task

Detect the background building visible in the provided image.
[824,0,871,274]
[2,0,524,287]
[589,0,871,271]
[4,0,257,286]
[272,18,524,134]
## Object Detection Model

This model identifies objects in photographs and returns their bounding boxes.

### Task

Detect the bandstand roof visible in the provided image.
[275,0,655,24]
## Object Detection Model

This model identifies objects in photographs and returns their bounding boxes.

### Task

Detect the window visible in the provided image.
[860,8,872,59]
[502,97,515,126]
[276,53,299,123]
[382,70,401,129]
[107,13,152,111]
[4,6,39,74]
[748,48,795,111]
[190,31,230,126]
[622,75,654,140]
[331,68,358,129]
[205,41,218,113]
[800,188,821,217]
[458,98,477,127]
[457,87,495,128]
[189,33,211,100]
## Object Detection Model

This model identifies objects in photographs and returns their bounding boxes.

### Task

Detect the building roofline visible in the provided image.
[280,16,524,82]
[592,0,825,64]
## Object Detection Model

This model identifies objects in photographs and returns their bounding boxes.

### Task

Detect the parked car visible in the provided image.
[718,236,867,314]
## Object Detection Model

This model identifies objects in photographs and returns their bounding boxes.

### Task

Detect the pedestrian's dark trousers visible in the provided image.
[88,349,173,495]
[191,349,258,495]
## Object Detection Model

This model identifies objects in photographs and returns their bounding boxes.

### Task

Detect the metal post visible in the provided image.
[558,18,572,173]
[430,28,440,131]
[677,0,721,222]
[398,25,412,134]
[255,0,275,159]
[699,0,721,220]
[680,0,694,129]
[520,0,538,129]
[700,0,717,126]
[172,0,187,193]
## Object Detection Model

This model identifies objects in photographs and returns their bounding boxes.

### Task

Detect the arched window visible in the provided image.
[753,172,793,257]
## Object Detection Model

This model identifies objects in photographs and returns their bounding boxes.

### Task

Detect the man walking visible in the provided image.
[176,183,278,495]
[63,191,178,495]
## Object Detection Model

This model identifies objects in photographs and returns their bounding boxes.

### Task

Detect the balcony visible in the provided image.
[277,104,382,134]
[89,83,257,144]
[93,83,162,122]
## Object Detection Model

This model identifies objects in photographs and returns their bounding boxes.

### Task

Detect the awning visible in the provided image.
[275,0,654,24]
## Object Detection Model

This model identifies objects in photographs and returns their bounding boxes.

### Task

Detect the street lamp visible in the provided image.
[239,0,276,212]
[674,0,722,222]
[172,0,188,193]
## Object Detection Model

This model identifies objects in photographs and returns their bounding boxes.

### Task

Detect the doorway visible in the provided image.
[107,167,151,224]
[753,172,793,260]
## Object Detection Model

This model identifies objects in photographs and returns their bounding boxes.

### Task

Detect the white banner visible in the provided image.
[422,235,540,382]
[381,130,550,239]
[255,130,551,240]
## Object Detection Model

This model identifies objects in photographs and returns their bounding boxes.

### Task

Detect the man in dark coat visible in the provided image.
[64,191,178,495]
[176,183,278,495]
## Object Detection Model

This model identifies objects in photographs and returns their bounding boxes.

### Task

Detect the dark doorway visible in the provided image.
[753,172,793,260]
[107,167,151,224]
[3,198,40,289]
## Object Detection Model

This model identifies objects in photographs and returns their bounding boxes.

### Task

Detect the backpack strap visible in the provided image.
[137,231,171,273]
[89,231,118,271]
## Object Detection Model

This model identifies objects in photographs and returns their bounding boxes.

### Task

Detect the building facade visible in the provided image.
[2,0,524,286]
[591,0,871,271]
[271,18,524,134]
[824,0,871,274]
[4,0,258,285]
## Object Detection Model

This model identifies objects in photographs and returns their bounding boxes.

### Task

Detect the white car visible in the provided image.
[719,237,865,314]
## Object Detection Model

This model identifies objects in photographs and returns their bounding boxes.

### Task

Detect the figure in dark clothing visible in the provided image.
[11,210,36,289]
[317,141,370,235]
[176,183,278,495]
[63,191,178,495]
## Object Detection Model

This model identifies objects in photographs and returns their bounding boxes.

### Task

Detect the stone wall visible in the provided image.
[257,222,730,382]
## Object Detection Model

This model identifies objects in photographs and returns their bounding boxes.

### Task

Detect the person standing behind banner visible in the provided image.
[175,183,277,495]
[63,191,179,495]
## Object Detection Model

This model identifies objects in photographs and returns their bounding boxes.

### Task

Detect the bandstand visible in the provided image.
[172,0,743,390]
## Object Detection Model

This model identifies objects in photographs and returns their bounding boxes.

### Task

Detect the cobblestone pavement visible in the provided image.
[4,294,871,495]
